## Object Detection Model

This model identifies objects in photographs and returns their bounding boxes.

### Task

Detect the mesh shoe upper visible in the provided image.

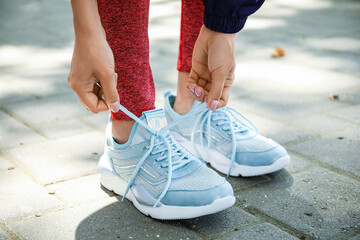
[106,113,233,207]
[164,92,289,172]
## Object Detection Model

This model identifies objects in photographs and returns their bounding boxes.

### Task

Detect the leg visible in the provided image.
[97,0,154,143]
[173,0,204,114]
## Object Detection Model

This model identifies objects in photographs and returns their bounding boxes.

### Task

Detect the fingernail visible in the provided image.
[189,86,195,93]
[110,102,120,112]
[209,100,218,111]
[195,88,201,97]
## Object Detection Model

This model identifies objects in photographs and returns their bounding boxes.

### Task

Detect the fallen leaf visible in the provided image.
[47,189,55,195]
[329,94,339,100]
[272,47,285,58]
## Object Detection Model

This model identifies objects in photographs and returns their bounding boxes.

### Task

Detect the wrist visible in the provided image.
[201,25,235,38]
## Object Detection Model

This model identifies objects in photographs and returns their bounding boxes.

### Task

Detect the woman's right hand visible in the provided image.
[68,36,120,113]
[68,0,119,114]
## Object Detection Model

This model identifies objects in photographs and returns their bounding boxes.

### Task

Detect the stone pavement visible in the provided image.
[0,0,359,239]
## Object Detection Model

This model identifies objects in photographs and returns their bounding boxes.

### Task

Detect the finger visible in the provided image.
[207,67,227,110]
[99,72,120,112]
[77,91,108,113]
[188,68,200,85]
[217,85,231,109]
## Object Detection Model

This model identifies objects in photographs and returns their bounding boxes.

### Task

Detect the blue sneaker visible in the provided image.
[164,91,290,177]
[99,105,235,220]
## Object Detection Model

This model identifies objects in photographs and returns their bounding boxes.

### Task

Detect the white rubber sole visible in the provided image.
[98,153,235,220]
[172,131,290,177]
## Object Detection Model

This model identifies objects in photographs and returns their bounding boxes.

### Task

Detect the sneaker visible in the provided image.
[164,91,290,177]
[99,105,235,220]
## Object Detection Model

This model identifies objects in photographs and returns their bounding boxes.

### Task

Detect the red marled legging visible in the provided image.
[97,0,204,121]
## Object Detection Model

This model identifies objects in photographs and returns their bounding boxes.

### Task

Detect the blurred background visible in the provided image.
[0,0,359,239]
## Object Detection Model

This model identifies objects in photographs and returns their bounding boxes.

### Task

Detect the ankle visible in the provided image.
[112,120,135,144]
[173,95,194,115]
[174,72,195,115]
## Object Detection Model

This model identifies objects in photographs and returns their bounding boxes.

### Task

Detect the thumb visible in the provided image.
[207,68,226,111]
[99,72,120,112]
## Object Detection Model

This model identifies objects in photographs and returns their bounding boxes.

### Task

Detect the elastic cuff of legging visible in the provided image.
[203,12,247,34]
[177,61,191,73]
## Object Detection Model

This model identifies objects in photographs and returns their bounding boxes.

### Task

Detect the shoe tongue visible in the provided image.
[132,109,168,145]
[143,109,168,131]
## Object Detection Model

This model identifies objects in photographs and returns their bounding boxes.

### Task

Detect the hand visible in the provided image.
[187,25,236,110]
[68,35,120,113]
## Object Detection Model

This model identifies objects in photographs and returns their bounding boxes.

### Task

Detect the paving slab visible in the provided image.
[289,113,357,136]
[231,110,314,145]
[226,174,271,192]
[180,206,257,237]
[79,112,108,133]
[234,90,348,122]
[0,156,14,172]
[328,105,360,125]
[233,60,360,95]
[36,119,92,139]
[265,152,314,180]
[4,131,104,185]
[216,223,297,240]
[10,198,202,240]
[0,110,7,120]
[227,152,312,192]
[0,169,63,222]
[0,116,46,150]
[288,127,360,177]
[338,89,360,105]
[48,173,113,207]
[236,168,360,239]
[0,80,33,105]
[2,93,90,126]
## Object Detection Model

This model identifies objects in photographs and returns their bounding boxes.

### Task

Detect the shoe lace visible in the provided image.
[190,101,258,176]
[118,104,198,208]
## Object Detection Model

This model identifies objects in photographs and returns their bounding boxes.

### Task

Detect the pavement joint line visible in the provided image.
[0,129,103,151]
[0,151,47,187]
[239,205,311,240]
[232,164,315,194]
[229,100,349,127]
[324,108,360,125]
[3,195,114,226]
[177,214,266,239]
[0,223,22,240]
[0,150,99,191]
[286,150,360,183]
[286,118,358,139]
[0,79,39,100]
[282,135,320,148]
[77,117,107,133]
[43,171,100,187]
[41,168,99,186]
[208,220,273,240]
[0,106,49,140]
[282,135,317,148]
[332,227,360,240]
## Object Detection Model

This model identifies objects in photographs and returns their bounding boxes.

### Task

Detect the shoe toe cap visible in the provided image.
[160,180,234,207]
[235,143,288,167]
